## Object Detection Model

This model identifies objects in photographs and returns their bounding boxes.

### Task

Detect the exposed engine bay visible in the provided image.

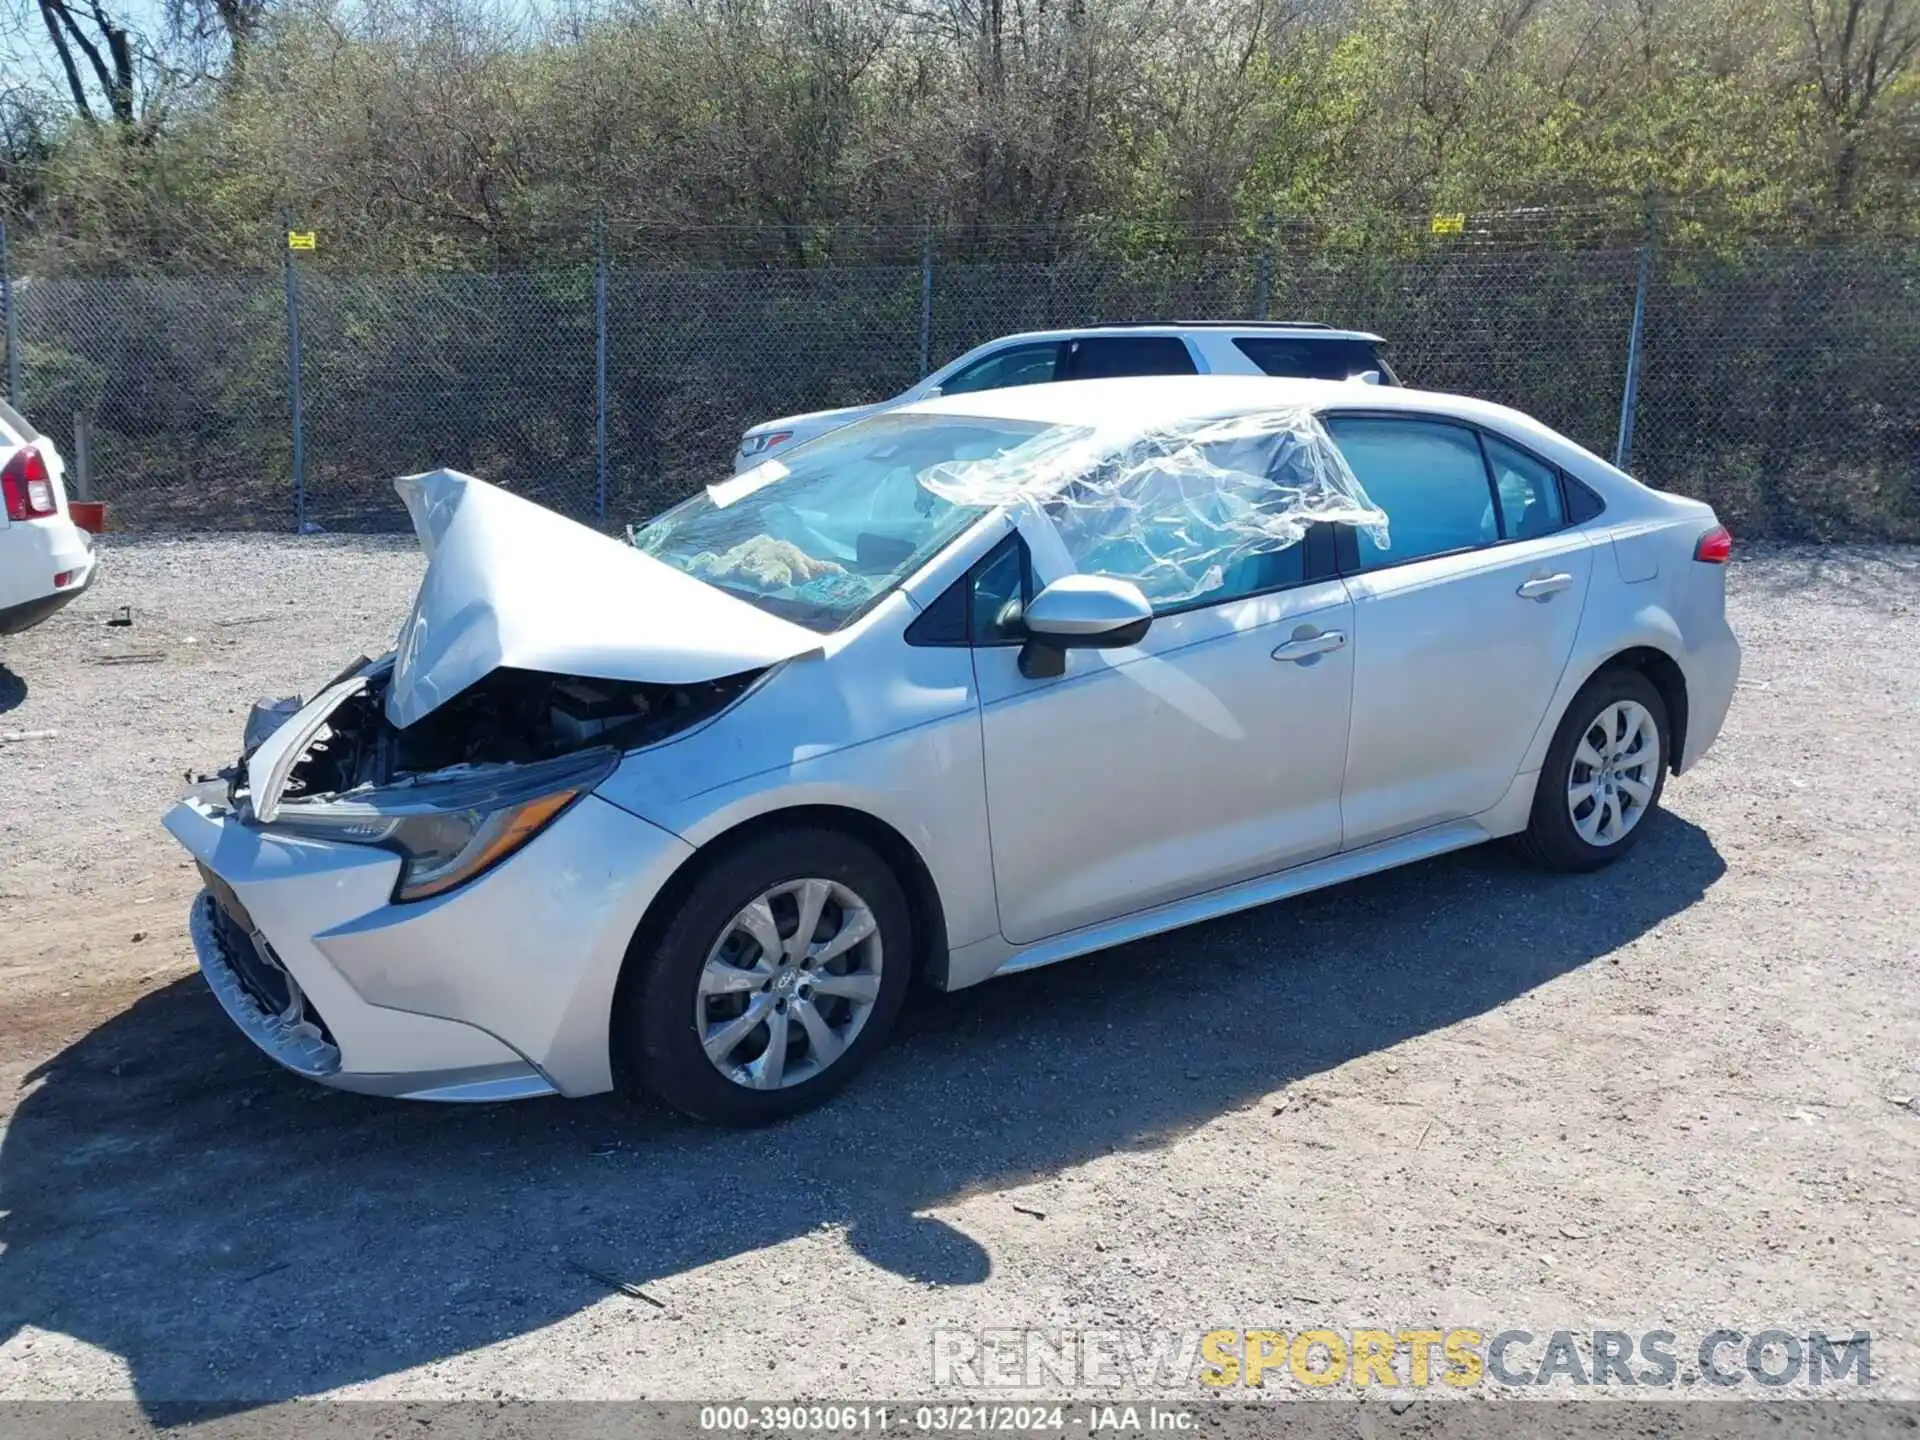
[268,656,763,804]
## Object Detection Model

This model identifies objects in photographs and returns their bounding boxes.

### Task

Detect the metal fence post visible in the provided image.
[1614,198,1656,472]
[0,218,20,411]
[282,219,307,532]
[917,225,934,377]
[594,218,610,524]
[1253,211,1276,320]
[72,412,91,499]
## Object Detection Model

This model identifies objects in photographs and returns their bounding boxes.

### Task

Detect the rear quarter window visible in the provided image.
[1564,474,1607,523]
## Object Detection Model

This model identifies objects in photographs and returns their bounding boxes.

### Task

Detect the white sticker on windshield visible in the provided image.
[707,459,789,509]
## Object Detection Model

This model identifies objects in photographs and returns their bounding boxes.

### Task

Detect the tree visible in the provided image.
[1799,0,1920,206]
[22,0,266,133]
[33,0,139,127]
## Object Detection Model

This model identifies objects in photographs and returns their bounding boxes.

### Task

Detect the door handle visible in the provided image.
[1516,572,1574,601]
[1272,629,1347,663]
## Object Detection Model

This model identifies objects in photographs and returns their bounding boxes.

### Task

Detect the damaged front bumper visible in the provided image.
[190,884,342,1081]
[166,782,694,1101]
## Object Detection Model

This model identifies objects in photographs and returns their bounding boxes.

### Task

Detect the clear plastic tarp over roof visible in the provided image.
[917,405,1389,606]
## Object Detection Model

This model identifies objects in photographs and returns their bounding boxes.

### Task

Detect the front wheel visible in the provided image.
[616,828,912,1125]
[1518,667,1670,873]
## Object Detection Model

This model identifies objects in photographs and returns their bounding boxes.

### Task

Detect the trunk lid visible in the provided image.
[385,469,822,728]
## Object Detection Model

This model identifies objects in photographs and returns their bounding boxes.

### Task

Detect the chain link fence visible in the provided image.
[1,223,1915,540]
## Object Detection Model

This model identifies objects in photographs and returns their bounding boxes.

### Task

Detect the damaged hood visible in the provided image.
[385,469,822,727]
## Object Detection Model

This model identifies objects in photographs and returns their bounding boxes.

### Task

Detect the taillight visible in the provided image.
[740,430,792,457]
[1694,525,1733,564]
[1,447,57,521]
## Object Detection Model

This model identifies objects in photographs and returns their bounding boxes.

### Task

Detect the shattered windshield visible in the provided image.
[630,413,1067,631]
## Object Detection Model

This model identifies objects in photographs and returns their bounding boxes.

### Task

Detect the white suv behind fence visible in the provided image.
[734,322,1397,473]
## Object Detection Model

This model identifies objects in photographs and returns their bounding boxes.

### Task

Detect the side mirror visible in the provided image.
[1351,369,1383,386]
[1018,574,1153,679]
[920,384,944,399]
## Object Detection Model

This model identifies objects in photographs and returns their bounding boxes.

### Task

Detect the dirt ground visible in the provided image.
[0,535,1916,1412]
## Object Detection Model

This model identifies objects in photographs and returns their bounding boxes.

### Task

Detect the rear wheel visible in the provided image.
[616,828,911,1125]
[1518,667,1670,873]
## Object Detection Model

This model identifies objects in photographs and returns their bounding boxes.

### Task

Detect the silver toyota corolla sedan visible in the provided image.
[166,376,1739,1124]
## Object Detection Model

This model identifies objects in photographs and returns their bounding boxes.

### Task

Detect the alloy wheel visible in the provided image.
[1567,699,1661,846]
[695,877,884,1090]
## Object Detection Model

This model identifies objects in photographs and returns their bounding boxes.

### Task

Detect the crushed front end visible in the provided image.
[167,653,726,1101]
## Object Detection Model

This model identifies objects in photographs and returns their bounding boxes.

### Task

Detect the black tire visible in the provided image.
[615,827,912,1125]
[1517,666,1671,873]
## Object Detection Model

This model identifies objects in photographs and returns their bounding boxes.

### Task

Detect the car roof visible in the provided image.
[899,375,1612,478]
[982,322,1387,345]
[902,374,1460,428]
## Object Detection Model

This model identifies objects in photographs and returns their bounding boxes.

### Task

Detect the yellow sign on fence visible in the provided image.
[287,230,317,251]
[1430,213,1466,235]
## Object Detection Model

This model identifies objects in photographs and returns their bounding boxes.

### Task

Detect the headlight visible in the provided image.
[739,429,792,457]
[268,749,617,902]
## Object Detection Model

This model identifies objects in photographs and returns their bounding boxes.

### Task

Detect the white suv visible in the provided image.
[734,322,1396,472]
[0,401,98,635]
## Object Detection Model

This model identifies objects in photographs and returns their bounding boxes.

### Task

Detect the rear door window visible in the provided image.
[1323,416,1498,569]
[1233,336,1385,382]
[1481,434,1567,539]
[1059,336,1198,380]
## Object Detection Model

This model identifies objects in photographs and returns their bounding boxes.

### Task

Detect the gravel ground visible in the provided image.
[0,535,1916,1412]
